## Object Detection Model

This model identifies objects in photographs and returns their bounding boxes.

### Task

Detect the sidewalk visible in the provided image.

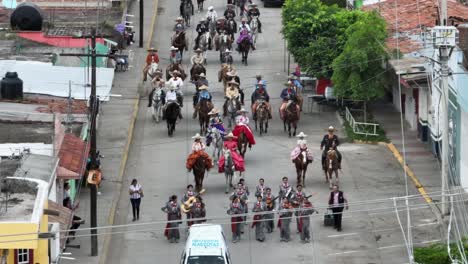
[68,0,157,262]
[372,103,442,197]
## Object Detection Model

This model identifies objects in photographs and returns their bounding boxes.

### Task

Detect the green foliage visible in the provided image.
[414,241,468,264]
[321,0,347,7]
[282,0,362,78]
[343,119,388,143]
[331,11,388,101]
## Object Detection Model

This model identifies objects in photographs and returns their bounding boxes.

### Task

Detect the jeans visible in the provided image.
[131,198,141,219]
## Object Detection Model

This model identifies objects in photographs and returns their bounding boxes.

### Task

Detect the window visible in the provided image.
[16,249,30,264]
[187,256,225,264]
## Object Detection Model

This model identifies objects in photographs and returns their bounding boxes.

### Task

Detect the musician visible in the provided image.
[255,178,268,198]
[278,197,293,242]
[263,187,276,233]
[251,195,266,242]
[230,183,249,231]
[238,178,250,196]
[278,177,294,201]
[290,184,307,233]
[161,195,182,243]
[299,198,316,243]
[182,184,196,225]
[189,196,206,225]
[227,197,244,243]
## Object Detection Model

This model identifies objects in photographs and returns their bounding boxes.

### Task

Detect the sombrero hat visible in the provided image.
[296,132,307,138]
[171,70,181,76]
[217,17,226,21]
[227,3,234,7]
[198,85,208,90]
[176,17,184,21]
[194,48,203,53]
[238,108,248,113]
[192,133,203,139]
[208,108,219,115]
[227,80,239,86]
[170,46,178,51]
[225,48,232,53]
[327,126,337,132]
[225,132,237,139]
[147,47,157,52]
[199,72,206,78]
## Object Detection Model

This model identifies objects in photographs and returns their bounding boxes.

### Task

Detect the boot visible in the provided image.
[253,112,257,120]
[179,112,183,119]
[193,108,198,119]
[251,44,256,51]
[268,111,272,119]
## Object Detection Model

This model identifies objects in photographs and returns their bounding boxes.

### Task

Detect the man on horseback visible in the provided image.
[255,74,267,90]
[166,70,184,107]
[224,4,236,19]
[206,108,225,145]
[233,108,256,148]
[224,80,241,117]
[186,133,213,172]
[236,18,256,51]
[247,3,262,33]
[290,132,313,163]
[163,84,183,120]
[192,85,212,119]
[205,6,218,23]
[320,126,342,169]
[169,46,182,65]
[179,0,194,17]
[143,47,159,82]
[191,72,208,90]
[251,82,272,120]
[226,69,244,105]
[173,17,186,32]
[191,48,205,66]
[279,83,300,120]
[195,18,210,50]
[215,17,227,35]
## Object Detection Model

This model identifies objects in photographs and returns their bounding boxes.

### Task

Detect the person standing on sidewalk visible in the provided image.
[129,179,143,221]
[328,184,348,232]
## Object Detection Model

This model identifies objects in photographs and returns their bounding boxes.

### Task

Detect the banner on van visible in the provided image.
[191,240,220,248]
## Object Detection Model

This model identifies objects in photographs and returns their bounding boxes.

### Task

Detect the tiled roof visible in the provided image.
[48,200,72,249]
[58,134,89,179]
[364,0,468,53]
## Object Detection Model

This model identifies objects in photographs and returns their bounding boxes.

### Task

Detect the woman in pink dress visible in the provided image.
[218,132,245,173]
[232,108,256,148]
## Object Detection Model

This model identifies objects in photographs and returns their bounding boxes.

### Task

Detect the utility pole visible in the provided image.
[60,28,113,256]
[139,0,144,48]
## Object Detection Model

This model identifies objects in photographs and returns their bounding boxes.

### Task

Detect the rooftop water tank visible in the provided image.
[1,72,23,100]
[10,3,43,31]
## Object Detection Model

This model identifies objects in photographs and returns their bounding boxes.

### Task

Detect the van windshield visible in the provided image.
[187,256,225,264]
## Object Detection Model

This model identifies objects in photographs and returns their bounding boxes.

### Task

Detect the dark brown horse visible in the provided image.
[293,151,310,187]
[190,63,206,81]
[218,64,231,92]
[324,150,339,189]
[239,37,250,66]
[198,100,213,135]
[172,32,188,58]
[254,102,269,135]
[166,63,187,81]
[237,131,248,158]
[283,101,299,137]
[193,155,210,192]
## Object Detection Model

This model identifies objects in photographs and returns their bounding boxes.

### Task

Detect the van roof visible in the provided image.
[186,224,226,256]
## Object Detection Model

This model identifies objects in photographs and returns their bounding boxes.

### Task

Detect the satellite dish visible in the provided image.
[10,3,43,31]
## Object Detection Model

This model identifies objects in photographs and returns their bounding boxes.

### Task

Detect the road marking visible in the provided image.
[327,250,363,256]
[327,232,358,238]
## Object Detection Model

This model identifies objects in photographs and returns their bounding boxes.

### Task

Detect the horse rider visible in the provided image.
[247,3,262,33]
[226,68,244,105]
[186,133,213,172]
[223,80,241,117]
[279,82,300,120]
[288,74,303,91]
[169,46,182,65]
[236,18,256,51]
[174,17,186,32]
[192,85,212,119]
[216,17,227,35]
[143,47,159,82]
[233,108,256,149]
[206,6,218,24]
[224,4,236,19]
[255,74,267,90]
[191,48,205,66]
[147,80,166,107]
[218,132,245,173]
[290,131,313,163]
[251,82,272,120]
[195,18,210,50]
[191,72,208,90]
[179,0,194,17]
[166,70,184,107]
[162,84,183,120]
[320,126,342,169]
[206,108,225,145]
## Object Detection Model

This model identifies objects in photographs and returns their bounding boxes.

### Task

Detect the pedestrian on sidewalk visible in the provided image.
[63,197,85,242]
[278,197,293,242]
[251,195,266,242]
[328,184,348,232]
[162,195,182,243]
[129,179,143,221]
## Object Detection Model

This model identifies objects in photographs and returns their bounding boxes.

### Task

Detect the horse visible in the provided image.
[218,64,231,92]
[324,150,339,189]
[193,155,209,192]
[198,100,213,135]
[197,32,210,59]
[237,131,248,158]
[254,101,269,135]
[216,33,232,62]
[146,62,159,82]
[172,32,188,59]
[208,19,217,42]
[166,63,187,81]
[223,149,235,194]
[239,37,251,66]
[293,84,304,111]
[294,151,310,187]
[207,127,223,162]
[249,16,259,44]
[226,18,237,40]
[190,63,206,81]
[196,0,204,12]
[221,50,233,65]
[151,88,164,123]
[164,102,180,137]
[225,97,240,129]
[182,0,193,27]
[283,101,299,137]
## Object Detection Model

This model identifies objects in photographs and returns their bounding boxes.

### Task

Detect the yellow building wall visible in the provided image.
[36,200,49,264]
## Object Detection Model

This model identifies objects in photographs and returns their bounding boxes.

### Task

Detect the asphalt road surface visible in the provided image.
[106,0,441,263]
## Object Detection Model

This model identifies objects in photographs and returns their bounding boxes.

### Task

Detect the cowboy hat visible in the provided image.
[225,132,237,139]
[199,72,206,78]
[194,48,203,53]
[228,80,239,86]
[249,3,257,6]
[208,6,214,10]
[192,133,203,139]
[217,17,226,20]
[241,17,247,22]
[296,132,307,138]
[176,17,184,21]
[227,3,234,7]
[288,74,298,80]
[327,126,337,132]
[147,47,157,52]
[200,17,206,21]
[238,108,248,113]
[225,48,232,53]
[198,85,208,90]
[170,46,178,51]
[171,70,181,76]
[208,108,219,115]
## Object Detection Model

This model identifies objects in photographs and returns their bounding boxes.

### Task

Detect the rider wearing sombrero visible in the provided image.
[195,18,210,50]
[247,3,262,33]
[320,126,342,169]
[226,68,244,105]
[192,85,213,119]
[174,17,186,33]
[290,132,313,163]
[218,132,245,173]
[251,81,272,120]
[236,18,256,51]
[166,70,184,107]
[206,108,225,146]
[143,48,160,82]
[224,80,241,117]
[169,46,182,65]
[279,81,300,120]
[190,49,205,77]
[186,133,213,172]
[233,108,256,149]
[224,4,236,19]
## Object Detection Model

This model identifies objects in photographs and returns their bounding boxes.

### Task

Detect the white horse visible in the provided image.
[249,16,259,44]
[223,148,235,194]
[198,32,210,64]
[226,97,240,129]
[208,127,224,161]
[147,62,159,82]
[151,87,164,123]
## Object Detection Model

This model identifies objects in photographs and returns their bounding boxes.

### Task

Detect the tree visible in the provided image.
[331,11,388,120]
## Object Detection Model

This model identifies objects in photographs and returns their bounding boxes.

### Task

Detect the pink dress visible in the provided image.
[218,141,245,173]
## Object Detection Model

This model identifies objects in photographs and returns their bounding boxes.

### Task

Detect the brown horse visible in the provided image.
[190,63,206,81]
[166,63,187,81]
[293,151,310,187]
[254,102,269,135]
[198,100,213,135]
[324,150,339,189]
[171,32,188,58]
[218,64,231,92]
[239,37,250,66]
[237,131,248,158]
[193,155,210,192]
[283,101,299,137]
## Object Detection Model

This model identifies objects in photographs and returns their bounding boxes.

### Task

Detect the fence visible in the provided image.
[345,107,380,136]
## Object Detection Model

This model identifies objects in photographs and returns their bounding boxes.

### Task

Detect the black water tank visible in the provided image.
[1,72,23,100]
[10,3,43,31]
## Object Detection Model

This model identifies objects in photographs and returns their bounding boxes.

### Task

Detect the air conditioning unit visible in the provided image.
[431,26,459,47]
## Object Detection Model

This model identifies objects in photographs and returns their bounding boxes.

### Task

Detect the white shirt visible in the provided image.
[130,184,142,199]
[236,115,249,125]
[166,77,184,90]
[192,142,206,152]
[166,90,178,101]
[238,23,251,32]
[206,10,218,21]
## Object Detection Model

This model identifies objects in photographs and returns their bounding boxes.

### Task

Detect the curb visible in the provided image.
[98,99,139,264]
[384,142,433,204]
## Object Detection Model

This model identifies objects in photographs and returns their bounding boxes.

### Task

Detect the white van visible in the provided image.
[180,224,232,264]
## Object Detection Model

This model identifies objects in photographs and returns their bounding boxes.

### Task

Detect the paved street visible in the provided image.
[103,0,442,263]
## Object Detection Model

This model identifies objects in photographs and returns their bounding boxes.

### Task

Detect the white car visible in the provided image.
[180,224,232,264]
